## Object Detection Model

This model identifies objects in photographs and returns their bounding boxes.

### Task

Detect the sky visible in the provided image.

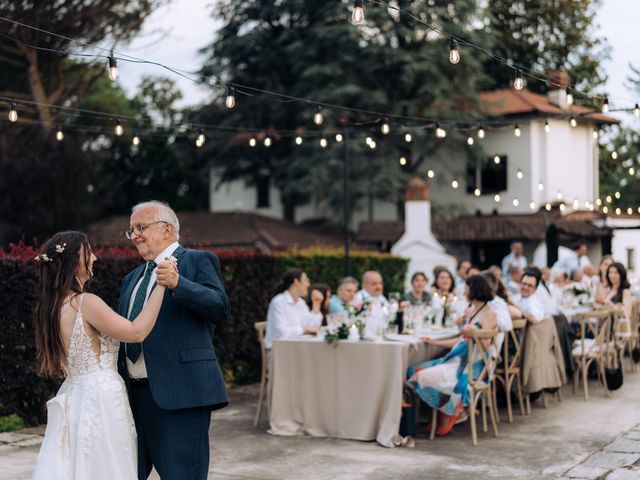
[117,0,640,126]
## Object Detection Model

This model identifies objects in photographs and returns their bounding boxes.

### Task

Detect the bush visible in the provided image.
[0,243,407,425]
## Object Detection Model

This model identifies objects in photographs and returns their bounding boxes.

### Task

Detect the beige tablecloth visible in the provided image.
[268,337,444,447]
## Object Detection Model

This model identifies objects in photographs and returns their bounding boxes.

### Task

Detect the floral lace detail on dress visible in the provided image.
[66,294,100,377]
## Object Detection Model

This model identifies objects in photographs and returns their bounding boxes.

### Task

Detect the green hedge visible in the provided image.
[0,245,407,425]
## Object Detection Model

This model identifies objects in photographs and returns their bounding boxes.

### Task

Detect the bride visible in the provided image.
[31,231,171,479]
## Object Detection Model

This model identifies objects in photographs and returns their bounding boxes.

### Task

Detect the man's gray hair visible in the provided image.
[338,276,358,288]
[132,200,180,240]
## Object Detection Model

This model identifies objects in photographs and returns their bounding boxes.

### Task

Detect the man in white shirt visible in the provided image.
[553,243,591,276]
[265,269,322,349]
[355,271,390,335]
[517,272,545,324]
[501,241,528,281]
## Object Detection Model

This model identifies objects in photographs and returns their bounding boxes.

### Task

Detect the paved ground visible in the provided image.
[3,371,640,480]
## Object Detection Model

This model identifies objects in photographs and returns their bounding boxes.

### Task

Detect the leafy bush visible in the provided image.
[0,243,407,424]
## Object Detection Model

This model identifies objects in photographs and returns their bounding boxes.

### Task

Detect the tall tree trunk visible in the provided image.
[15,44,54,134]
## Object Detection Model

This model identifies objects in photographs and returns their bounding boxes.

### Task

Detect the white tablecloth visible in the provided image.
[268,335,448,447]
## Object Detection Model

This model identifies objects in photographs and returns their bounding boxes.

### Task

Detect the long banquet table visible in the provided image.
[268,334,450,447]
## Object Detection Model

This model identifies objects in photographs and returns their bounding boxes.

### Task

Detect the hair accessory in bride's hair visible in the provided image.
[55,243,66,253]
[34,243,67,263]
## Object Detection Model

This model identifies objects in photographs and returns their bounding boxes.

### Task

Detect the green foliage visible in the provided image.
[485,0,609,98]
[0,414,26,433]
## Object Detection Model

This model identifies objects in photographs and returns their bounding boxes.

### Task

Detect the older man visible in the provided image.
[355,270,389,308]
[117,200,230,480]
[329,276,359,314]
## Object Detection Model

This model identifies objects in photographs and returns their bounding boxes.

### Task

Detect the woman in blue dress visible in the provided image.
[399,274,497,441]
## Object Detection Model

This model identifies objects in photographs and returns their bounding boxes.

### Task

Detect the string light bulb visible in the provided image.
[448,38,460,64]
[572,198,579,209]
[516,169,523,179]
[570,116,577,128]
[629,167,635,176]
[474,188,481,197]
[596,198,602,206]
[451,179,459,189]
[635,103,640,117]
[435,123,446,138]
[538,182,544,191]
[313,107,324,126]
[606,194,612,203]
[628,207,633,215]
[494,194,501,203]
[197,130,205,145]
[225,87,236,108]
[404,132,412,143]
[249,137,257,147]
[365,136,372,146]
[529,201,536,211]
[593,130,599,140]
[295,136,303,145]
[556,191,563,200]
[615,207,621,215]
[335,133,343,142]
[615,191,621,199]
[368,139,376,149]
[602,96,609,113]
[108,54,119,81]
[513,69,524,90]
[8,101,17,122]
[544,120,550,133]
[545,203,552,211]
[559,203,566,212]
[611,151,618,160]
[493,155,501,165]
[566,86,574,106]
[264,137,272,147]
[352,0,365,26]
[427,169,435,178]
[514,124,521,137]
[320,137,328,148]
[114,119,124,137]
[467,136,474,146]
[195,137,204,148]
[132,135,140,146]
[513,198,520,207]
[55,126,64,142]
[399,157,407,166]
[477,126,485,139]
[603,206,609,214]
[381,119,390,135]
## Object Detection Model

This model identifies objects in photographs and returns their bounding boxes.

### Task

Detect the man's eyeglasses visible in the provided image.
[125,221,167,239]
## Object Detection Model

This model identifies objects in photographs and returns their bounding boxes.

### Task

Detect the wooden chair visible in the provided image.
[253,321,269,427]
[430,328,499,446]
[615,301,640,373]
[572,309,615,401]
[493,318,527,423]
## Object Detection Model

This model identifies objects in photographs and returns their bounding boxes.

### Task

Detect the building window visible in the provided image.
[466,155,508,195]
[627,247,636,271]
[256,176,270,208]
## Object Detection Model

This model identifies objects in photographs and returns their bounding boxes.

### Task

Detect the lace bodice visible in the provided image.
[66,294,120,377]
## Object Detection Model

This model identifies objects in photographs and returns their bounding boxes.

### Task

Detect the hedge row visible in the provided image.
[0,244,408,424]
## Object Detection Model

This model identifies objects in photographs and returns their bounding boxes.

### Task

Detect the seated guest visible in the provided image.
[355,270,389,309]
[265,269,322,349]
[307,283,331,326]
[329,276,359,314]
[401,272,431,307]
[517,271,545,324]
[507,265,524,296]
[594,255,614,304]
[603,262,632,334]
[454,260,471,289]
[527,266,558,317]
[581,264,598,289]
[431,268,456,299]
[399,275,497,440]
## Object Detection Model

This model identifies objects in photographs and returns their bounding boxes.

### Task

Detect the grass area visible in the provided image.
[0,414,25,433]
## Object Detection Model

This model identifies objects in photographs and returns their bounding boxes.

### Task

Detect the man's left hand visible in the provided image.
[157,260,179,290]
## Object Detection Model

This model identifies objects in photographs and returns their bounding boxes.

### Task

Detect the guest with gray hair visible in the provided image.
[329,276,359,314]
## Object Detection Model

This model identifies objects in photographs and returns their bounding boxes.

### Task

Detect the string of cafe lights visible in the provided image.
[1,8,639,213]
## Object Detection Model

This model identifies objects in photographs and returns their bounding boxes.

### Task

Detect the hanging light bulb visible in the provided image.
[365,136,372,146]
[320,137,328,148]
[108,54,119,81]
[195,137,204,148]
[570,116,577,128]
[352,0,365,26]
[566,86,574,106]
[494,194,501,203]
[477,126,485,139]
[55,126,64,141]
[615,207,621,215]
[381,119,390,135]
[313,107,324,126]
[435,123,446,138]
[225,87,236,108]
[544,120,550,133]
[514,124,521,137]
[556,191,563,200]
[606,194,612,203]
[8,101,17,122]
[611,151,618,160]
[197,130,205,145]
[249,137,257,147]
[335,133,343,142]
[601,96,609,113]
[451,179,459,189]
[588,203,595,212]
[399,156,407,166]
[615,191,621,199]
[516,169,523,179]
[493,155,501,165]
[637,206,640,214]
[603,206,609,214]
[559,203,566,212]
[634,103,640,117]
[545,203,552,211]
[467,136,474,146]
[448,38,460,64]
[538,182,544,191]
[593,130,599,140]
[264,137,272,147]
[572,198,579,209]
[513,69,524,90]
[596,198,602,206]
[368,139,376,149]
[132,135,140,146]
[427,169,435,178]
[513,198,520,207]
[295,136,303,145]
[629,167,635,176]
[474,188,481,197]
[114,119,124,137]
[627,207,633,215]
[404,132,412,143]
[529,201,536,211]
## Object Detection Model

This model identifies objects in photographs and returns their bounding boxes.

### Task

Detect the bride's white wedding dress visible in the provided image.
[32,294,137,479]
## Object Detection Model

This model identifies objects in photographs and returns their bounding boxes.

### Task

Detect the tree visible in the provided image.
[197,0,489,223]
[485,0,609,100]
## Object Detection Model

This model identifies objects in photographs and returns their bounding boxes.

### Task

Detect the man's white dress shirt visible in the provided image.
[501,252,528,280]
[518,295,545,323]
[264,290,322,349]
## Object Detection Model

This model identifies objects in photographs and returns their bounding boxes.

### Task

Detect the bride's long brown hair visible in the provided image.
[33,231,92,378]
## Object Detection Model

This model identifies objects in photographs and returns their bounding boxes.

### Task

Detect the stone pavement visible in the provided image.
[3,371,640,480]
